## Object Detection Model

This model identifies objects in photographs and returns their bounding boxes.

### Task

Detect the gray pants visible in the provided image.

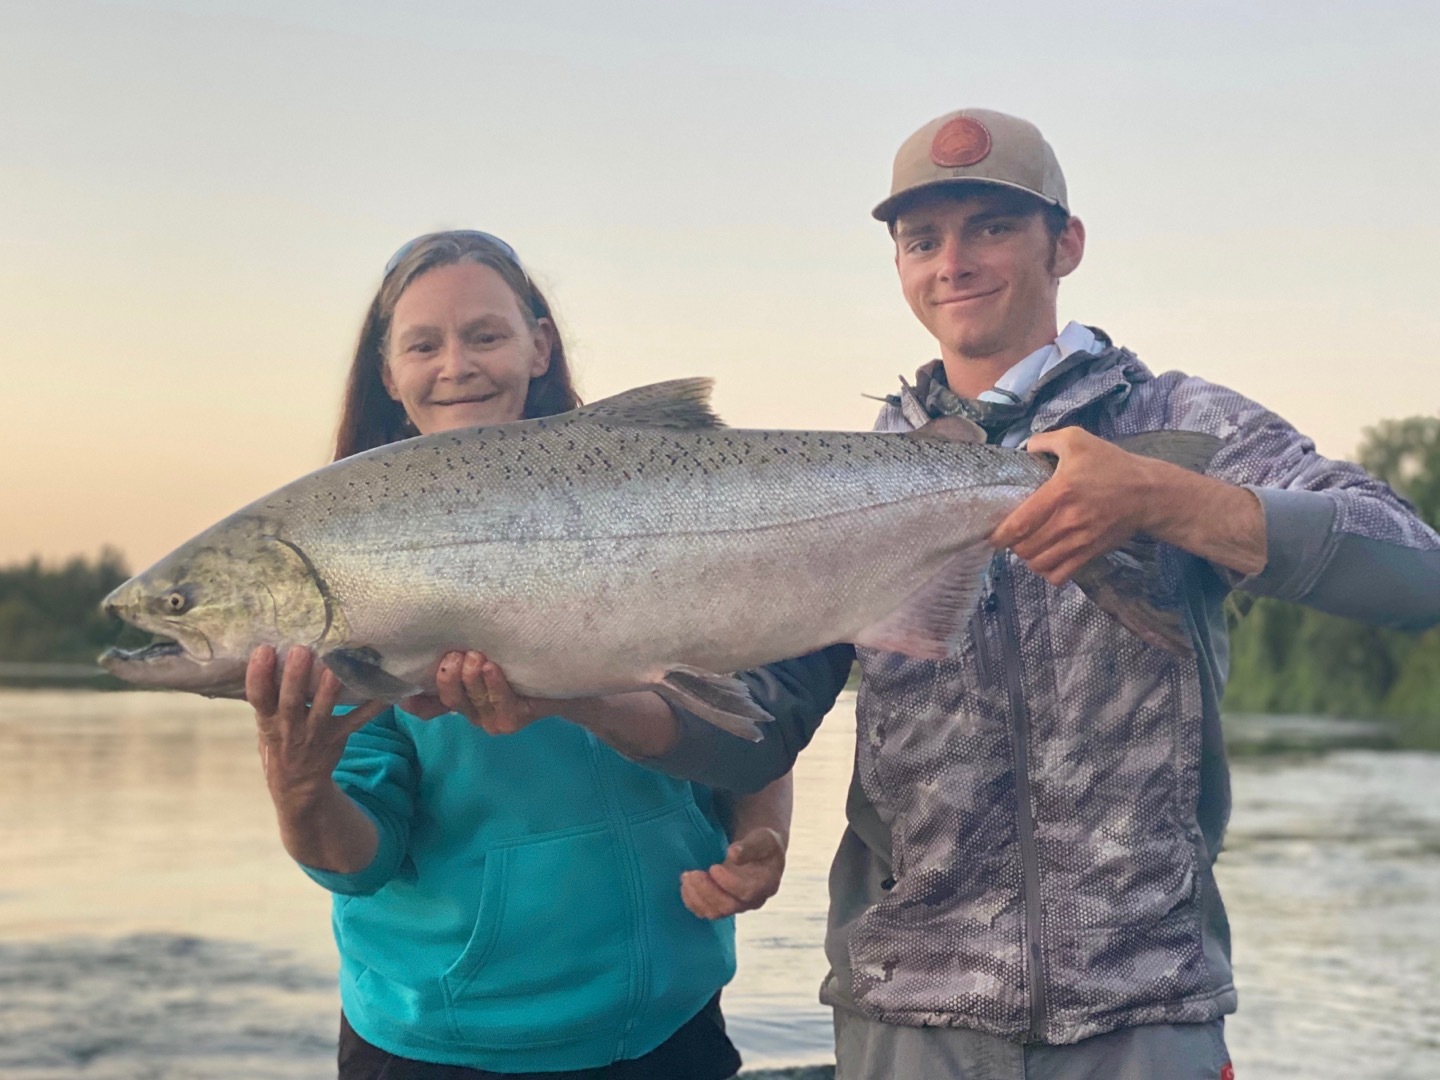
[834,1009,1231,1080]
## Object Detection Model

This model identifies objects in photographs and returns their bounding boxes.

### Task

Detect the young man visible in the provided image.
[431,109,1440,1078]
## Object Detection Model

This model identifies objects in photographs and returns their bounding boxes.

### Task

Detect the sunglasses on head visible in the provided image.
[383,230,529,281]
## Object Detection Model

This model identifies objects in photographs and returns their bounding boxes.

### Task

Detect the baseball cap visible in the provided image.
[872,108,1068,222]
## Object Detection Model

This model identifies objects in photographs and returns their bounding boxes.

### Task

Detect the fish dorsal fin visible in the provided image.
[574,378,724,430]
[905,415,987,444]
[1112,430,1223,474]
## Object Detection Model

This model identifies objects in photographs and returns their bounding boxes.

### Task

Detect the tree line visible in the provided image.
[3,416,1437,745]
[0,547,139,664]
[1223,415,1440,747]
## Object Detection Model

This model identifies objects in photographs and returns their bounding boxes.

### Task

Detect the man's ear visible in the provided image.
[1054,216,1085,279]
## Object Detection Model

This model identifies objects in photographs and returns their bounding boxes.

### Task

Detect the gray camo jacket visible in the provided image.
[650,334,1440,1044]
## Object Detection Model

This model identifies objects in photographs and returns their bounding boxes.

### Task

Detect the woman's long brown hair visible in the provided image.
[332,232,581,461]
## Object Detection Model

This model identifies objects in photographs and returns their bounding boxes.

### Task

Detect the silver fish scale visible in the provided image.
[256,416,1052,549]
[214,414,1053,700]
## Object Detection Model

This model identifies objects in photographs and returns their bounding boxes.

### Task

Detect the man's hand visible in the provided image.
[991,426,1267,584]
[990,427,1159,587]
[681,826,787,920]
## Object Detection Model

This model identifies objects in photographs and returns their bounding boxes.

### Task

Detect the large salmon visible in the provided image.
[100,379,1216,738]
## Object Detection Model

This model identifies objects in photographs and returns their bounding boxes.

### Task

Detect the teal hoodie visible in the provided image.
[302,707,736,1072]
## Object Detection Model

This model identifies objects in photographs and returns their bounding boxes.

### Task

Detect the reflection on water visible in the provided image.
[0,935,334,1080]
[1218,752,1440,1079]
[1,689,1438,1077]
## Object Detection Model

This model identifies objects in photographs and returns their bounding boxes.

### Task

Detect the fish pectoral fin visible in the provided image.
[852,545,993,660]
[321,646,422,702]
[654,666,770,742]
[574,378,724,430]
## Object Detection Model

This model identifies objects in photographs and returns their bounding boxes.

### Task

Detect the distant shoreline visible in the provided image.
[0,680,1410,758]
[0,661,110,679]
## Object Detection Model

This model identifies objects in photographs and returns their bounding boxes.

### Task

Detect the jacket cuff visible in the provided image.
[1233,486,1338,600]
[638,704,739,779]
[295,798,397,897]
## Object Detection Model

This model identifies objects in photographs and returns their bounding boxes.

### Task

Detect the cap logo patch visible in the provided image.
[930,116,992,168]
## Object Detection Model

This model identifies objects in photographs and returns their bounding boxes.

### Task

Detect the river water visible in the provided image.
[1,688,1436,1078]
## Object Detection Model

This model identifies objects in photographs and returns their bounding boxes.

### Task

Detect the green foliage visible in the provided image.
[1356,416,1440,528]
[0,549,138,663]
[1224,415,1440,747]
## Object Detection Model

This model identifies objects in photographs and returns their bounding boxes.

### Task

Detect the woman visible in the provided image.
[247,231,790,1079]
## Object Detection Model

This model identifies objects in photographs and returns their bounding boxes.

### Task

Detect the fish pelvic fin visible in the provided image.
[322,646,422,702]
[654,665,769,742]
[574,378,724,430]
[852,544,993,660]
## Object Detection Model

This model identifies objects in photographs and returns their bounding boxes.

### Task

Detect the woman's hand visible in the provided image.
[247,645,387,799]
[681,826,788,920]
[246,645,386,873]
[402,650,550,735]
[402,651,683,758]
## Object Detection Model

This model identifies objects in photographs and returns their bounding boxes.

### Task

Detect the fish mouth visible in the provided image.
[100,638,187,665]
[97,635,245,694]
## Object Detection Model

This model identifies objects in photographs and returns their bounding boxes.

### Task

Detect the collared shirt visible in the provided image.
[978,320,1102,409]
[906,321,1106,447]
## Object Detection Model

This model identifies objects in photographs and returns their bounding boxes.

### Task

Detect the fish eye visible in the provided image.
[163,590,191,614]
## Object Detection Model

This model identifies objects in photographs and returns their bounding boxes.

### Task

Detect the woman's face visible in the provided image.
[383,260,553,435]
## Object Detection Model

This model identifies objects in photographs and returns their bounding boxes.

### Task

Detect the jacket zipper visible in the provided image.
[586,737,650,1057]
[993,557,1049,1040]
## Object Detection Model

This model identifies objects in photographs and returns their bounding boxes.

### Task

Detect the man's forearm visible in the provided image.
[557,690,681,760]
[1145,461,1268,576]
[723,772,794,846]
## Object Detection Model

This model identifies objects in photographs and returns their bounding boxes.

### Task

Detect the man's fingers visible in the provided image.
[729,828,785,866]
[681,870,741,919]
[277,646,313,719]
[246,646,280,720]
[710,863,768,906]
[681,873,722,919]
[708,865,759,905]
[992,491,1053,550]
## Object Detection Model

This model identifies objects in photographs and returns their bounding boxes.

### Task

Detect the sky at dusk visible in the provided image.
[3,0,1438,570]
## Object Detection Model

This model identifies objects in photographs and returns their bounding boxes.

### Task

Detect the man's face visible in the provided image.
[892,188,1083,364]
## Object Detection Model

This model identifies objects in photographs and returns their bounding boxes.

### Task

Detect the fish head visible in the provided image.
[98,516,334,694]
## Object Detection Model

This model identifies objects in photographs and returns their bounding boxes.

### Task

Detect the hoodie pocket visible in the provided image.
[441,823,633,1048]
